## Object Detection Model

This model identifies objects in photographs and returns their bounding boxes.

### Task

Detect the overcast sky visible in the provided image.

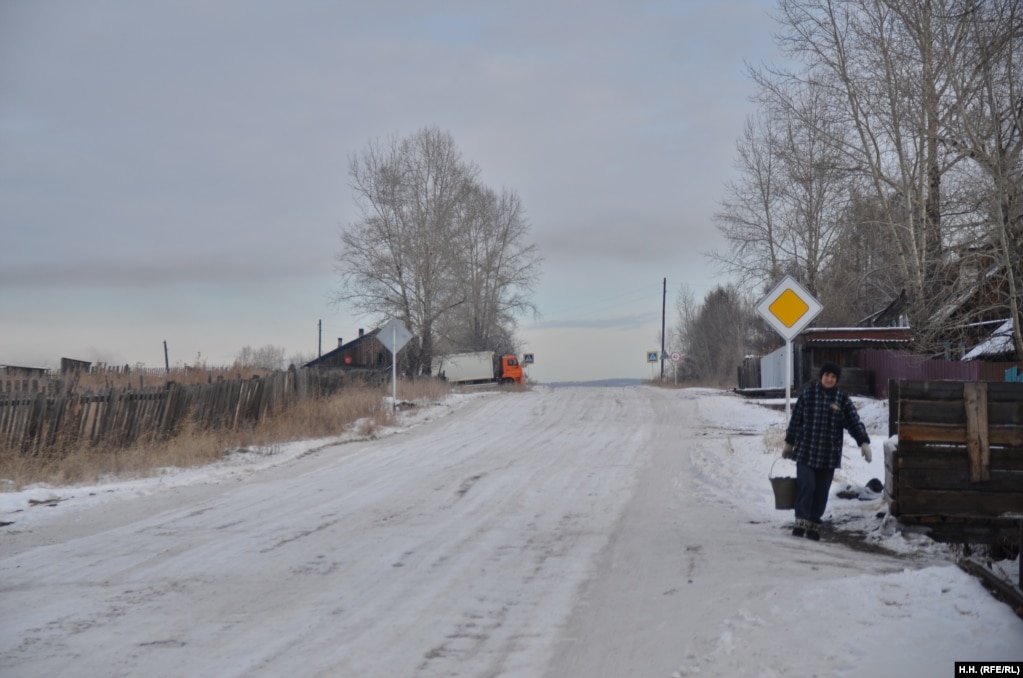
[1,0,781,383]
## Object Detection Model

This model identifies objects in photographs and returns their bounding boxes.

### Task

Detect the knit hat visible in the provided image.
[819,361,842,380]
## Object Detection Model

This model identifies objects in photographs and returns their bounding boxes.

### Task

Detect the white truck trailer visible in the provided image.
[432,351,496,383]
[432,351,526,385]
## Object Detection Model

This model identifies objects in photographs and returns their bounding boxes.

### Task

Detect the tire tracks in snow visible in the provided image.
[0,386,663,677]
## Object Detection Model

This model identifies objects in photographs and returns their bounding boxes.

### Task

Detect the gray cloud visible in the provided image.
[1,0,779,378]
[0,256,326,289]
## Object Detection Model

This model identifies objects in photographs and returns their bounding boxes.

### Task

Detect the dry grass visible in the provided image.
[60,364,270,392]
[0,378,452,491]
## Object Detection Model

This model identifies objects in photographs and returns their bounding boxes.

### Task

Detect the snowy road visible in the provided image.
[2,386,1021,677]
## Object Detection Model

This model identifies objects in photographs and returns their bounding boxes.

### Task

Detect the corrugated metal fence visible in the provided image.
[0,368,345,458]
[857,350,1023,398]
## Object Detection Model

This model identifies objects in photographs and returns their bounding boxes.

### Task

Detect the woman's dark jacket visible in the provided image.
[785,381,870,469]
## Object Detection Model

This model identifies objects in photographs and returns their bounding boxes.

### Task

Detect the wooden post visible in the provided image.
[963,382,990,482]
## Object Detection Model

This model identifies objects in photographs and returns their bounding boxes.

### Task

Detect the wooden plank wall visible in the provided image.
[0,369,345,458]
[887,380,1023,543]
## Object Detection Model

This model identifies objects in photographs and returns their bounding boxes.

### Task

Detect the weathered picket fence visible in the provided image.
[0,368,345,458]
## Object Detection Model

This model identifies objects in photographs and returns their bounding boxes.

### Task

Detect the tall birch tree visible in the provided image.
[440,184,541,355]
[947,0,1023,356]
[334,127,541,374]
[334,127,476,375]
[765,0,967,333]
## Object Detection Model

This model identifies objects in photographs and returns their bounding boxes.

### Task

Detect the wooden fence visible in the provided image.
[1,364,260,396]
[0,368,346,458]
[886,380,1023,547]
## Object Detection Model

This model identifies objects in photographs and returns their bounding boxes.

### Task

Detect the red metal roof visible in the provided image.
[798,327,912,346]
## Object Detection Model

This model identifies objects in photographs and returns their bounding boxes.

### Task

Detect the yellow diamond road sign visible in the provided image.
[769,289,810,328]
[756,275,823,340]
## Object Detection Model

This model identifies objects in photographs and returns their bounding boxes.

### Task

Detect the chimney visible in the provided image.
[338,338,343,348]
[359,328,364,337]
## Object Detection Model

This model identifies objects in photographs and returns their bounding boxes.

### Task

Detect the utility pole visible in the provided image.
[318,319,322,359]
[660,277,666,380]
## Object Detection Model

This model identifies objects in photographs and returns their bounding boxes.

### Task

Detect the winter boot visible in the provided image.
[792,519,807,538]
[805,522,821,541]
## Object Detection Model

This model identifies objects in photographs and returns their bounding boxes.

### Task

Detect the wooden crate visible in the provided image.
[887,380,1023,544]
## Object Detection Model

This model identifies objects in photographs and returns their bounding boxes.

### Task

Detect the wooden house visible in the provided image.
[1,365,48,378]
[1,364,49,395]
[926,238,1020,360]
[962,319,1018,362]
[303,328,390,374]
[859,289,909,328]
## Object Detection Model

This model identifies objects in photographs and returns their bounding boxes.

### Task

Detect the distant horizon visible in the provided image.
[542,378,647,388]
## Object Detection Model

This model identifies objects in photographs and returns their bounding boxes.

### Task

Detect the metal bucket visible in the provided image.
[769,457,797,510]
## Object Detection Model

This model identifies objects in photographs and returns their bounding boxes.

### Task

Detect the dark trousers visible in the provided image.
[795,463,836,524]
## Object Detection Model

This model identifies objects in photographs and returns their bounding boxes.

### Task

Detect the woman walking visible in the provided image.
[783,362,871,541]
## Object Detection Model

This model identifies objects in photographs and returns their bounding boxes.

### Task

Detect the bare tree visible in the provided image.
[235,345,286,370]
[673,284,761,385]
[714,78,856,313]
[764,0,970,332]
[712,113,786,290]
[819,191,908,324]
[438,184,542,355]
[334,127,476,375]
[713,0,1021,358]
[765,79,854,299]
[334,127,541,373]
[671,284,701,381]
[946,0,1023,356]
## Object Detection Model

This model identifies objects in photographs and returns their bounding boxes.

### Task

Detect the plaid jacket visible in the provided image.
[785,382,869,469]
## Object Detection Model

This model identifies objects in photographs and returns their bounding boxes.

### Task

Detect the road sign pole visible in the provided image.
[754,276,823,416]
[376,318,412,412]
[391,324,397,412]
[785,339,792,419]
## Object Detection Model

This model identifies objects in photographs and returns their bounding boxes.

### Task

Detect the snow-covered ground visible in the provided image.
[1,385,1020,676]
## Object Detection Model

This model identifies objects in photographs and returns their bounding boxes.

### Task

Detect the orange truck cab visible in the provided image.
[499,355,525,384]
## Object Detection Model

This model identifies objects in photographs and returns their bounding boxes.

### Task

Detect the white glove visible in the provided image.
[860,443,872,463]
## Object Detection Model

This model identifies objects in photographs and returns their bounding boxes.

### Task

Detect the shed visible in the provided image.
[60,358,92,373]
[793,327,913,395]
